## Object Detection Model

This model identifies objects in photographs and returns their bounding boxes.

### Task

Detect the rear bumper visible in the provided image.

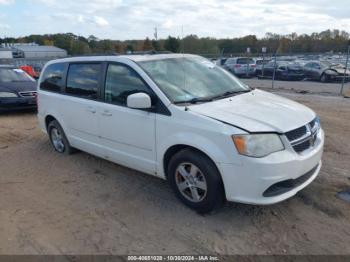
[0,97,37,111]
[235,71,256,77]
[219,129,324,205]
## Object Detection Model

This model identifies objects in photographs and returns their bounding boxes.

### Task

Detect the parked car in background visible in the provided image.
[215,57,227,67]
[223,57,256,77]
[0,65,37,111]
[255,58,271,76]
[38,54,324,213]
[303,61,350,82]
[259,61,305,80]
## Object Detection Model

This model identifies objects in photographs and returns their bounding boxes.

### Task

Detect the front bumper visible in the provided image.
[332,75,350,82]
[219,129,324,205]
[0,97,37,111]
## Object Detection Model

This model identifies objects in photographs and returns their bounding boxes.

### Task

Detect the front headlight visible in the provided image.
[0,92,18,98]
[232,134,285,158]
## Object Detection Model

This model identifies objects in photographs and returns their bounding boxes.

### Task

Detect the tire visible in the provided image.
[167,149,225,214]
[48,120,74,155]
[320,73,327,83]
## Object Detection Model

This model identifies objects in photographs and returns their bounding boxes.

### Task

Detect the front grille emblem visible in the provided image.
[306,124,312,136]
[285,118,320,154]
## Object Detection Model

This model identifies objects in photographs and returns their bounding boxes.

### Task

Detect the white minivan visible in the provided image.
[37,54,324,213]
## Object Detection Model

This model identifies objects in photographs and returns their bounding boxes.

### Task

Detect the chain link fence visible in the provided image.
[202,49,350,98]
[1,51,350,98]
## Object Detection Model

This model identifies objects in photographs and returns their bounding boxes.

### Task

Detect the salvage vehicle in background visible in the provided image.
[0,65,37,111]
[255,58,271,76]
[303,61,350,83]
[215,57,227,67]
[38,54,324,213]
[20,65,39,79]
[223,57,256,77]
[19,65,39,79]
[259,61,305,80]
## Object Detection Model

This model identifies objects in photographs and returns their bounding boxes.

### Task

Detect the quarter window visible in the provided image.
[105,64,151,106]
[40,63,65,92]
[66,63,101,99]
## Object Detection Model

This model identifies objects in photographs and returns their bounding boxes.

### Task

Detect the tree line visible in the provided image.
[1,29,349,56]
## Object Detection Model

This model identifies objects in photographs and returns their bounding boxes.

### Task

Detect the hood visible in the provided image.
[0,81,37,93]
[329,67,350,75]
[189,89,315,133]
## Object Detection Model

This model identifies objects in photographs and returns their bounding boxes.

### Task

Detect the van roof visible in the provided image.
[47,54,200,64]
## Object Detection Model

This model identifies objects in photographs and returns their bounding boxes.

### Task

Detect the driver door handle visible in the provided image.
[87,106,96,114]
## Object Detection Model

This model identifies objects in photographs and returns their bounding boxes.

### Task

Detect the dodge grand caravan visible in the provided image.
[37,54,324,213]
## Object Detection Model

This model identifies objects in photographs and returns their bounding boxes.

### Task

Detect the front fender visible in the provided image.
[157,131,239,178]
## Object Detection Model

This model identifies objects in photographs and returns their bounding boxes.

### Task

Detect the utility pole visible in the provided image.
[154,27,158,41]
[340,44,350,96]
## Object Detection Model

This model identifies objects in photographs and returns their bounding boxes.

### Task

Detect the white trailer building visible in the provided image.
[14,45,67,59]
[0,48,13,59]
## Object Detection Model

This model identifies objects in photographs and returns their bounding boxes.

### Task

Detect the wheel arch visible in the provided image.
[44,114,70,145]
[45,115,57,131]
[163,144,221,179]
[162,144,227,201]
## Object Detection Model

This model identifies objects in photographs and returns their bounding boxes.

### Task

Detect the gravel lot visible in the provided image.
[0,91,349,255]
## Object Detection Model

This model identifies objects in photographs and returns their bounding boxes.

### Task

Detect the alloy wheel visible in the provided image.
[50,127,65,153]
[175,163,207,203]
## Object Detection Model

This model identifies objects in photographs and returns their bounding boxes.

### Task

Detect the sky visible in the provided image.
[0,0,350,40]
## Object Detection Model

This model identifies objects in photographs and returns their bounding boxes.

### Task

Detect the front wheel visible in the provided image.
[167,149,225,214]
[320,73,328,83]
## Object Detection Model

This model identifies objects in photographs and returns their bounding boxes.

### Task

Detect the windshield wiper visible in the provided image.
[174,97,214,105]
[211,89,251,100]
[174,89,252,105]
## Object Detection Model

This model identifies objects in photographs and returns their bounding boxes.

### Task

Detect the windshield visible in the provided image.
[0,68,35,83]
[139,57,249,104]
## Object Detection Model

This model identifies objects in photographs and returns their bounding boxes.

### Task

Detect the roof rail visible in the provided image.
[126,50,173,55]
[70,52,120,57]
[69,50,172,57]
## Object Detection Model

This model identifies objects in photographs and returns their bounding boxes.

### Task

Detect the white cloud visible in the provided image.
[0,23,10,29]
[162,19,174,29]
[93,16,109,27]
[4,0,350,39]
[0,0,14,4]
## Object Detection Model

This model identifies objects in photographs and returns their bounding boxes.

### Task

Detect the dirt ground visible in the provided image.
[0,91,349,255]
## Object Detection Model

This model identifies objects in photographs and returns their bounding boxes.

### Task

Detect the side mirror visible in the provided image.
[127,93,152,109]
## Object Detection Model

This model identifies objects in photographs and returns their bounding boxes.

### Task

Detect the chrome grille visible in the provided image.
[285,118,320,154]
[285,126,307,141]
[19,91,37,98]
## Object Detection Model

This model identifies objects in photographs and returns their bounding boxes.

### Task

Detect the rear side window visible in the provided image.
[237,58,254,64]
[40,63,65,92]
[225,59,235,64]
[105,63,151,106]
[66,63,101,99]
